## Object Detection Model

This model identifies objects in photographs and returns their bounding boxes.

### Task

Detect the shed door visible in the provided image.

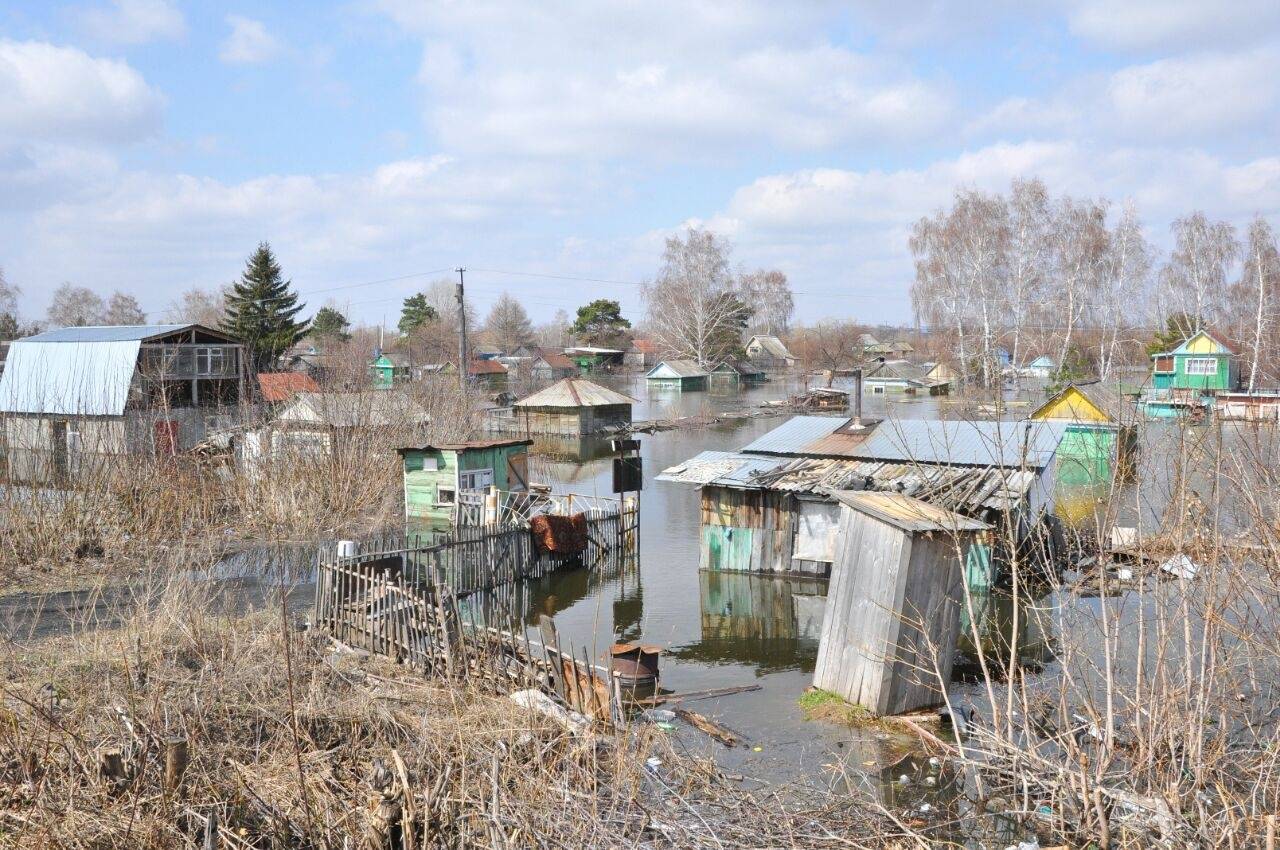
[702,525,753,572]
[506,452,529,491]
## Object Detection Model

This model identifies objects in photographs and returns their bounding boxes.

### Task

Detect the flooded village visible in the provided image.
[3,6,1280,847]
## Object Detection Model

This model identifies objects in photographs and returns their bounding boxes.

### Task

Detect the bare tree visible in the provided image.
[739,269,794,335]
[791,320,863,385]
[484,292,535,354]
[164,286,228,327]
[1161,212,1239,337]
[909,189,1009,387]
[1231,216,1280,390]
[47,283,105,328]
[1049,196,1109,372]
[103,291,147,325]
[1005,178,1051,372]
[643,228,745,365]
[1093,201,1152,380]
[535,309,572,350]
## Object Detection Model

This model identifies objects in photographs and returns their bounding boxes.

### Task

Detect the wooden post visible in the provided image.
[164,736,189,793]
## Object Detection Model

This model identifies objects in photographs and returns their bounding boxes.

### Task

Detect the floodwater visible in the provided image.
[504,374,958,782]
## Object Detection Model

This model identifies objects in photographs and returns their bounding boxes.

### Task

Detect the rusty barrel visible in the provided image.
[608,642,661,691]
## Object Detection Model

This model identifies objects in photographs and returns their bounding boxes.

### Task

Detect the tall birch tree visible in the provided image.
[1231,216,1279,391]
[643,228,744,365]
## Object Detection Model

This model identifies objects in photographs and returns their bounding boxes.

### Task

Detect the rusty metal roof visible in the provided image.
[397,438,532,454]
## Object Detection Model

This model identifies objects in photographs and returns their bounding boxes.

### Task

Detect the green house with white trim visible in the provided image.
[398,438,533,527]
[1150,330,1238,392]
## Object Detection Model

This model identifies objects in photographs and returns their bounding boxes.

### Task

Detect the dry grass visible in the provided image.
[0,579,912,849]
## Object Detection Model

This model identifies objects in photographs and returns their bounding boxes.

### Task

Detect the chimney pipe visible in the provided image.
[853,367,863,427]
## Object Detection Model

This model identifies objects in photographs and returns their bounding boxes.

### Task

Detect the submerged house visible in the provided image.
[529,350,578,383]
[503,378,635,436]
[657,415,1065,580]
[623,339,659,371]
[1031,381,1136,482]
[399,438,533,527]
[744,335,796,369]
[646,359,709,390]
[1141,330,1239,418]
[710,359,766,388]
[1016,355,1056,379]
[861,359,950,395]
[0,324,245,482]
[566,347,625,371]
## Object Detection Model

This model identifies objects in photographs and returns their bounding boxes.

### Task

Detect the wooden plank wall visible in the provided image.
[813,507,972,715]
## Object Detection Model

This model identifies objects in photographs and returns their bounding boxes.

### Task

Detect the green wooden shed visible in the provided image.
[397,438,533,527]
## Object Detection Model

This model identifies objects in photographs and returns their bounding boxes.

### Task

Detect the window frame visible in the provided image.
[458,468,495,492]
[436,486,456,506]
[1184,357,1218,376]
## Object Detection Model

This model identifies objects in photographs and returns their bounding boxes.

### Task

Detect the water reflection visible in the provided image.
[667,572,826,673]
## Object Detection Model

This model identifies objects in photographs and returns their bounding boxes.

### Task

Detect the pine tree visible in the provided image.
[398,293,439,335]
[222,242,308,372]
[311,306,351,342]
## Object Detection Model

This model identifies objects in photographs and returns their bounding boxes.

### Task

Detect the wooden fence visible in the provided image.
[313,558,625,723]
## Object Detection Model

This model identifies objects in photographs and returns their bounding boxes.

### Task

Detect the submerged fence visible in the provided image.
[313,557,626,723]
[321,495,639,597]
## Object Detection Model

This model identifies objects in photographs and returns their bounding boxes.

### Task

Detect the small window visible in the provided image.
[436,487,456,505]
[458,468,494,492]
[1153,355,1174,373]
[1185,357,1217,376]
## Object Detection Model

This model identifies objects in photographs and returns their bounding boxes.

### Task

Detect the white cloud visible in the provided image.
[1067,0,1280,51]
[0,39,163,143]
[969,48,1280,146]
[378,1,952,158]
[80,0,186,45]
[219,15,280,65]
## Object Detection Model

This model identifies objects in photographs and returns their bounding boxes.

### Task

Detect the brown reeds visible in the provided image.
[0,577,908,849]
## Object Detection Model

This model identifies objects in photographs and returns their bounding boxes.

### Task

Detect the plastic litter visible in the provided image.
[1160,553,1201,580]
[752,746,763,752]
[645,756,663,771]
[642,708,676,723]
[655,722,676,732]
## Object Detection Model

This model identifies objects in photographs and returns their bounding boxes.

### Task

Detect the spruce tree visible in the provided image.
[223,242,308,372]
[311,306,351,342]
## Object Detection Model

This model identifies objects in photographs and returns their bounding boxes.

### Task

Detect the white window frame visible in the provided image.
[1184,357,1217,376]
[195,346,229,377]
[458,468,494,492]
[436,486,456,505]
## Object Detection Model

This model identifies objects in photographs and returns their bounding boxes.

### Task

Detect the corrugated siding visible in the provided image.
[0,340,141,416]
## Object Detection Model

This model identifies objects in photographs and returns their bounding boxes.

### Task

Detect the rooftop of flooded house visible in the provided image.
[397,438,533,454]
[658,415,1068,513]
[513,378,636,408]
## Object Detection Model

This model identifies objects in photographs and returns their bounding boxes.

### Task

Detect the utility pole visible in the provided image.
[455,267,468,394]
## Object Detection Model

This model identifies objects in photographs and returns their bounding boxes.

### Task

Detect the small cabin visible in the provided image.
[1150,330,1238,392]
[468,359,509,388]
[1031,381,1135,476]
[371,353,408,389]
[398,439,533,526]
[529,351,578,383]
[510,378,634,436]
[813,491,990,716]
[709,359,765,388]
[623,339,659,371]
[744,335,796,369]
[1019,355,1056,379]
[862,360,948,395]
[646,359,709,390]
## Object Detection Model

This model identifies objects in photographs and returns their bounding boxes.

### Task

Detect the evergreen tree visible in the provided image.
[222,242,308,372]
[570,299,631,347]
[311,306,351,342]
[398,293,439,335]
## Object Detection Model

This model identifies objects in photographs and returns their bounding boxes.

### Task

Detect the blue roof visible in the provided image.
[23,324,192,343]
[740,415,1066,470]
[739,416,847,454]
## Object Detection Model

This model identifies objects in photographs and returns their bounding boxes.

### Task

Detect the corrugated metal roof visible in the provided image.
[647,359,708,379]
[657,450,1039,513]
[23,324,192,343]
[854,419,1065,469]
[739,416,846,455]
[514,378,636,408]
[0,340,141,415]
[740,415,1064,469]
[829,491,990,533]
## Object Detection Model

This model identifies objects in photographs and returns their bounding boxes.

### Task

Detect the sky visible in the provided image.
[3,0,1280,329]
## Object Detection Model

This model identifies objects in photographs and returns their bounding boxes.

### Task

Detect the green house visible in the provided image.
[398,439,533,527]
[1150,330,1238,392]
[371,353,407,390]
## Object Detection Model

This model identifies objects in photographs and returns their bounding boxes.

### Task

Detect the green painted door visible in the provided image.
[703,525,754,572]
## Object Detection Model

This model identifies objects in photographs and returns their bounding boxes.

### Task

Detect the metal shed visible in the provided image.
[813,491,990,716]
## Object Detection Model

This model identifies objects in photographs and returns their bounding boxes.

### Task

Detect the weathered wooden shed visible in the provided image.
[510,378,635,436]
[813,491,990,716]
[398,438,532,527]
